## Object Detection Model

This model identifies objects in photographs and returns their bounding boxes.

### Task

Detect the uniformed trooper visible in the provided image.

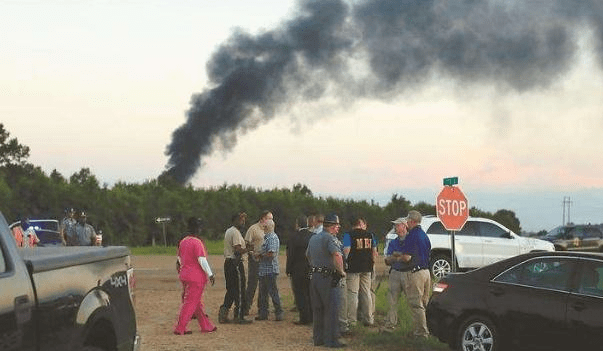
[61,208,77,246]
[306,213,347,348]
[73,211,99,246]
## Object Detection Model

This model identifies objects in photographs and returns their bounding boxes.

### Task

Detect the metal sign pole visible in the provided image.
[450,230,457,273]
[162,222,167,247]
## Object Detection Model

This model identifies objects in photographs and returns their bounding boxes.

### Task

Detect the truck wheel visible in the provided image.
[431,254,452,279]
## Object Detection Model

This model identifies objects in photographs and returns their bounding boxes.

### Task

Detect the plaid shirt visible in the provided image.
[259,231,280,276]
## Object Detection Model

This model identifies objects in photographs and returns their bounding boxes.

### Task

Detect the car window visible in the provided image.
[577,260,603,297]
[457,221,478,236]
[495,257,574,292]
[583,227,603,239]
[479,222,508,238]
[425,221,446,234]
[32,220,59,232]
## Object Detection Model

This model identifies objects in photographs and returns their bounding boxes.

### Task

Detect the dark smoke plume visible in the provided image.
[164,0,603,184]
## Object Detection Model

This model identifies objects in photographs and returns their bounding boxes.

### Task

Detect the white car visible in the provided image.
[384,215,555,278]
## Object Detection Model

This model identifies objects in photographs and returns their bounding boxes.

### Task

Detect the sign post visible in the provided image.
[155,217,171,247]
[436,178,469,273]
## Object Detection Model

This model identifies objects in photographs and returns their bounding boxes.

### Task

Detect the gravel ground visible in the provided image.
[133,254,334,351]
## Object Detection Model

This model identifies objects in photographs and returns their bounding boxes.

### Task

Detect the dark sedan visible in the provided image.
[427,251,603,351]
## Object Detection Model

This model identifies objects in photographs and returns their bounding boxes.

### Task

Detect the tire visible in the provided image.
[430,253,452,279]
[457,316,499,351]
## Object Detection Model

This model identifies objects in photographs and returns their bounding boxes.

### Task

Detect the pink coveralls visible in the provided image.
[174,236,217,334]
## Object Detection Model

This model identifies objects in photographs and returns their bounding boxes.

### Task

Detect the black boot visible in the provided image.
[218,306,229,324]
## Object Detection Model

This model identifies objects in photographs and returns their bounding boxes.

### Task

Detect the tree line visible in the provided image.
[0,123,522,246]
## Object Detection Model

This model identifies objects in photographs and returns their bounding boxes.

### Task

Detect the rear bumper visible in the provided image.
[426,303,455,344]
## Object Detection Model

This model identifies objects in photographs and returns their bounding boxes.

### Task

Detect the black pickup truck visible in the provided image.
[0,212,140,351]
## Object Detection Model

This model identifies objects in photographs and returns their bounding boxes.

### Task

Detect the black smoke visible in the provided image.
[164,0,603,184]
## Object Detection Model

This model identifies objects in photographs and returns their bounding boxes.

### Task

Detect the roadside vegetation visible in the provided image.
[1,122,522,248]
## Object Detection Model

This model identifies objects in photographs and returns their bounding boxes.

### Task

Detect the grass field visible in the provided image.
[130,240,278,256]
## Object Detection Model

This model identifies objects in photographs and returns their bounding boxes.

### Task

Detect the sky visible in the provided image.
[2,0,603,232]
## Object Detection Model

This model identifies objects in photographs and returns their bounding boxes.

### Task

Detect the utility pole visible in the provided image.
[562,197,573,225]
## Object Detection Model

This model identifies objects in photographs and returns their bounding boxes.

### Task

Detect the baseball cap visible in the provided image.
[391,217,407,224]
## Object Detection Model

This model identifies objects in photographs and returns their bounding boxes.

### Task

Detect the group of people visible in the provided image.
[61,208,102,246]
[174,210,285,335]
[218,210,283,324]
[172,209,433,348]
[11,217,41,247]
[10,207,101,248]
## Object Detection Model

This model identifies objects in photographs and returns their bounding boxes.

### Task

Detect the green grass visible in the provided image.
[348,278,450,351]
[130,240,224,256]
[130,241,287,256]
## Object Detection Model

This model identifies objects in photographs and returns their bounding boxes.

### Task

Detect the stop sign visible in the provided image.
[436,186,469,231]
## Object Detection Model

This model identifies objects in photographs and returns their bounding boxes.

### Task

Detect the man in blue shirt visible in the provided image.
[384,217,411,330]
[399,210,432,338]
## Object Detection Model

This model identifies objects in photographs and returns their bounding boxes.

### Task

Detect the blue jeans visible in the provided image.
[258,273,283,318]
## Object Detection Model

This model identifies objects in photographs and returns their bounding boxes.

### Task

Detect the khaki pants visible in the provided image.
[338,276,348,331]
[345,272,373,325]
[385,269,406,327]
[405,269,431,337]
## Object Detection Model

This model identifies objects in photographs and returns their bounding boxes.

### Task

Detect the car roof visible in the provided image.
[384,215,518,238]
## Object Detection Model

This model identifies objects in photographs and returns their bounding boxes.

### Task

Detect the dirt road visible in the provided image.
[134,255,336,351]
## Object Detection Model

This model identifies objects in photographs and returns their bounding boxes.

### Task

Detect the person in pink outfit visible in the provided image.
[174,217,217,335]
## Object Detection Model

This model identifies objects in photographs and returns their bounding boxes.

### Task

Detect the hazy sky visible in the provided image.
[2,0,603,232]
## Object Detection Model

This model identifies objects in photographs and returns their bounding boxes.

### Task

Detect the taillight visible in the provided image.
[433,282,449,293]
[127,267,136,304]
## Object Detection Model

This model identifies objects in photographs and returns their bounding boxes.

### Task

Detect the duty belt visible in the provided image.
[411,266,428,273]
[393,267,412,272]
[310,266,337,275]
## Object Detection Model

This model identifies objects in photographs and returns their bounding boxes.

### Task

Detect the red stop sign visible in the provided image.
[436,186,469,231]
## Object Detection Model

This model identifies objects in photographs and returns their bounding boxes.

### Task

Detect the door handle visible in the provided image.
[15,295,29,305]
[14,295,32,323]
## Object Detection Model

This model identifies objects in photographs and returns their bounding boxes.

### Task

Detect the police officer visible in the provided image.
[61,208,77,246]
[306,214,346,348]
[73,211,99,246]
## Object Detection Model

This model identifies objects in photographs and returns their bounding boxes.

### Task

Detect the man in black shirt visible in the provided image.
[342,216,377,327]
